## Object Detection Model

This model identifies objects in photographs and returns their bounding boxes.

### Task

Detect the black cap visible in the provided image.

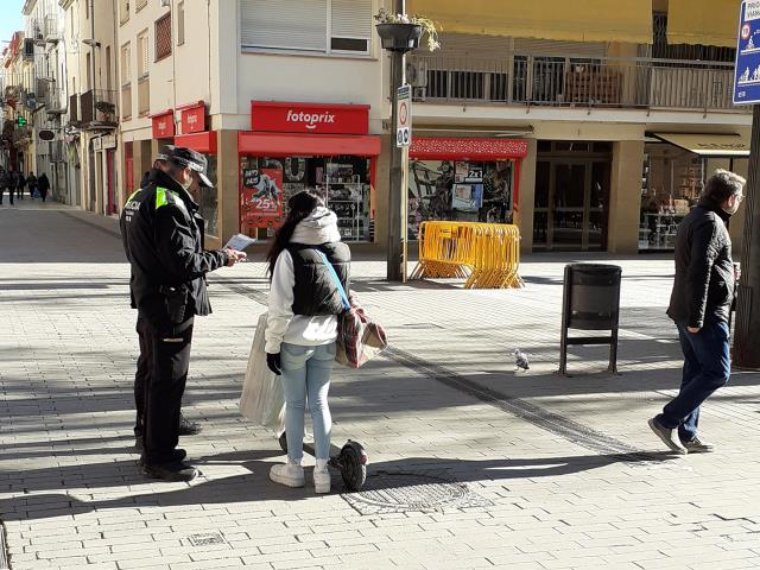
[157,145,213,188]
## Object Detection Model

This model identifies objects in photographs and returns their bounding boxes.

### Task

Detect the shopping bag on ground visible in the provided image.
[239,312,285,433]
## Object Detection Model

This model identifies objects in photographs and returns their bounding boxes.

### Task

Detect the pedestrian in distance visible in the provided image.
[26,172,38,199]
[119,145,247,482]
[16,170,25,200]
[648,169,746,455]
[0,168,12,206]
[37,173,50,203]
[265,190,351,494]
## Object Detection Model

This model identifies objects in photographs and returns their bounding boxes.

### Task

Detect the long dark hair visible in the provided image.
[266,190,324,278]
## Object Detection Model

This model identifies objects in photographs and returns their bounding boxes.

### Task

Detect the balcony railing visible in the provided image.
[44,15,60,43]
[45,88,65,114]
[137,76,149,117]
[79,89,119,129]
[121,83,132,120]
[408,53,745,113]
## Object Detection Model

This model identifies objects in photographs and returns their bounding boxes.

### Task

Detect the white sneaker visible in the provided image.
[313,459,331,494]
[269,460,305,488]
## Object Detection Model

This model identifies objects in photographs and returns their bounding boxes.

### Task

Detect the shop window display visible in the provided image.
[240,155,372,241]
[639,146,703,251]
[408,159,513,239]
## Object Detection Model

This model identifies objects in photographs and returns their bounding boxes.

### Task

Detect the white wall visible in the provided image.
[216,0,388,133]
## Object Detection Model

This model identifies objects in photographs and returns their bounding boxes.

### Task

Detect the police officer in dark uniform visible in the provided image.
[131,157,202,453]
[120,146,245,481]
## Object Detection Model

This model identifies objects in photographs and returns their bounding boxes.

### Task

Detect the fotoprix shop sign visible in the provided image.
[250,101,370,135]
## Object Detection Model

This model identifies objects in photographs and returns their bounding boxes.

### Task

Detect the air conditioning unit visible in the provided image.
[406,61,429,88]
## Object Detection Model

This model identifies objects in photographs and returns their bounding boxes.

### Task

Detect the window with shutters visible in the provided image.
[155,13,172,61]
[177,2,185,46]
[240,0,372,56]
[137,30,149,78]
[120,0,130,24]
[120,43,131,87]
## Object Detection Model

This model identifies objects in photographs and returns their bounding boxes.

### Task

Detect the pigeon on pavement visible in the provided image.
[514,349,530,372]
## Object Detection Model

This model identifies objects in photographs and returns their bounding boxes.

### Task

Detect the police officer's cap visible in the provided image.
[158,145,213,188]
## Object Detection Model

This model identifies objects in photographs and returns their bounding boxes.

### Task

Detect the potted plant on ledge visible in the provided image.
[374,7,440,53]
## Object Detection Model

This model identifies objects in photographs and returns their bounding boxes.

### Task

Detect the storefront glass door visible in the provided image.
[533,159,610,251]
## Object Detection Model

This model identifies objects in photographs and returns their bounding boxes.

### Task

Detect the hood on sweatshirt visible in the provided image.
[290,206,342,245]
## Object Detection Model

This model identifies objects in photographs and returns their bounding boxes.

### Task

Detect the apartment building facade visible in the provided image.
[5,0,750,257]
[117,0,387,248]
[404,0,750,254]
[57,0,121,214]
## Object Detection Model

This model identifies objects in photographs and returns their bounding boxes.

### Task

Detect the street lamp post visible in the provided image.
[376,0,420,282]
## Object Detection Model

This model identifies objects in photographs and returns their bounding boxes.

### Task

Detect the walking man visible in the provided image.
[648,169,746,454]
[26,172,38,199]
[120,146,246,481]
[38,173,50,203]
[16,170,25,200]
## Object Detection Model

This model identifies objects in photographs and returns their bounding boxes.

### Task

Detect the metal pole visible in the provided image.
[734,104,760,368]
[89,0,96,118]
[386,0,409,282]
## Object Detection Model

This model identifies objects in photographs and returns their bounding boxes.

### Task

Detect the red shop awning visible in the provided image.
[175,131,217,154]
[410,137,529,160]
[238,132,381,157]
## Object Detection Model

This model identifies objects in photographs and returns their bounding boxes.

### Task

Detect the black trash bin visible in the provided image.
[560,263,622,375]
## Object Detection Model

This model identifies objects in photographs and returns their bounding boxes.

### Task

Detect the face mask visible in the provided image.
[723,201,740,216]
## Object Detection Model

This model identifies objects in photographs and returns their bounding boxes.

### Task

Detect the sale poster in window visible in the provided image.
[240,162,285,235]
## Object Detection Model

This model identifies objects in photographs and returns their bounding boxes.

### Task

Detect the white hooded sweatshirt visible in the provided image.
[264,207,343,354]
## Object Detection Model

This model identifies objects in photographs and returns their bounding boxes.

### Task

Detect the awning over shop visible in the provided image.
[407,0,653,43]
[652,132,750,157]
[238,132,381,157]
[667,0,740,47]
[175,131,216,154]
[410,137,529,160]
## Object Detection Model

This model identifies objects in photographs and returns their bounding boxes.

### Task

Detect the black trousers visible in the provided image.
[136,315,194,465]
[134,316,149,435]
[17,185,23,199]
[0,186,13,205]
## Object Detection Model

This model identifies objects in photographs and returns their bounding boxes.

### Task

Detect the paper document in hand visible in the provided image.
[224,233,257,251]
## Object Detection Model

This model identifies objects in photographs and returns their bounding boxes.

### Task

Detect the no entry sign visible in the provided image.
[396,84,412,147]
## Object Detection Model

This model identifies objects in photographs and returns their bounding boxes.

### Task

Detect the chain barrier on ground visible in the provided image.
[410,221,524,289]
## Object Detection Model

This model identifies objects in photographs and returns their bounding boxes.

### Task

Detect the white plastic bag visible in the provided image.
[239,312,285,433]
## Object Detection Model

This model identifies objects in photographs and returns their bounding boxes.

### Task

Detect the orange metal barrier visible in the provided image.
[410,221,524,289]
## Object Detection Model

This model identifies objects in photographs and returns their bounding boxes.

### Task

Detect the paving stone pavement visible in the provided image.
[1,203,760,570]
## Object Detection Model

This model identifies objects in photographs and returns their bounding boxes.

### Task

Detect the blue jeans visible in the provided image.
[280,342,335,462]
[658,321,731,441]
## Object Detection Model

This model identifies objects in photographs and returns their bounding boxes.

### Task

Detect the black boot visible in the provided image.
[178,413,202,436]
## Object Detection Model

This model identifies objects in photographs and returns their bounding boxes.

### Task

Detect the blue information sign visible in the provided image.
[734,0,760,105]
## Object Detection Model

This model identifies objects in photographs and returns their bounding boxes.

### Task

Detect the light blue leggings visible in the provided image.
[280,342,335,462]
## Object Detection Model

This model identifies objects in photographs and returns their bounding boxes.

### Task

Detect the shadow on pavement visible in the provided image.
[0,450,678,522]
